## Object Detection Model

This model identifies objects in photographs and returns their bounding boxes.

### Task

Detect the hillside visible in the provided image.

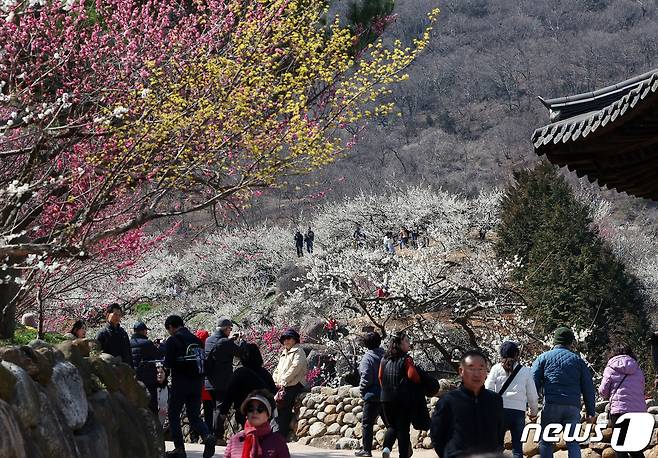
[246,0,658,226]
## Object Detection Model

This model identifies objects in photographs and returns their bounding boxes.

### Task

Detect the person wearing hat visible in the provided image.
[531,326,596,458]
[272,328,308,439]
[130,320,163,414]
[96,303,133,367]
[224,389,290,457]
[485,341,538,458]
[204,316,246,436]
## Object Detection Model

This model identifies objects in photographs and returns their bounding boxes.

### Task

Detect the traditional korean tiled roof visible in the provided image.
[532,69,658,200]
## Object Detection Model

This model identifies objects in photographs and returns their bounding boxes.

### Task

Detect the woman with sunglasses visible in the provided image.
[224,389,290,458]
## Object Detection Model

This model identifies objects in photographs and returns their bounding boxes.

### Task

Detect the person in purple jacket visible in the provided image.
[598,343,646,458]
[225,389,290,458]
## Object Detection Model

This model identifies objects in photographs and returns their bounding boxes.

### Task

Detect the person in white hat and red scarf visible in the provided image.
[224,390,290,458]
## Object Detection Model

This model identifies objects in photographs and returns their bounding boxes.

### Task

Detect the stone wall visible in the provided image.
[295,384,658,456]
[0,339,163,458]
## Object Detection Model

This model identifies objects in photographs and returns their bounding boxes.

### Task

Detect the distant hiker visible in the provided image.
[355,332,385,457]
[96,303,132,367]
[294,230,304,257]
[65,320,87,339]
[531,326,596,458]
[130,321,163,414]
[354,226,366,247]
[325,317,338,340]
[485,341,538,458]
[272,328,308,440]
[431,349,504,457]
[218,343,277,428]
[304,227,315,254]
[383,232,395,254]
[163,315,215,458]
[599,343,646,458]
[224,390,291,458]
[398,227,409,249]
[204,317,246,437]
[411,227,420,249]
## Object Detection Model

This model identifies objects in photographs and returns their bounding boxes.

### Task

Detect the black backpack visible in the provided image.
[176,336,206,376]
[204,344,219,385]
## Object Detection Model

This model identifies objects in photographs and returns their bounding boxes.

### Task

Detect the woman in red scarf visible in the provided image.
[224,389,290,458]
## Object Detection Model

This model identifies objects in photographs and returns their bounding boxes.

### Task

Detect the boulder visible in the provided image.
[335,438,361,450]
[337,385,352,398]
[51,361,88,430]
[320,387,338,396]
[581,449,601,458]
[89,356,120,392]
[317,412,327,421]
[0,362,16,401]
[327,423,341,434]
[0,345,52,385]
[601,448,616,458]
[298,436,311,446]
[308,434,340,449]
[2,361,41,429]
[115,363,148,409]
[309,422,327,438]
[325,413,338,424]
[88,391,121,458]
[343,412,358,426]
[324,404,337,414]
[33,388,78,457]
[0,399,26,458]
[73,414,110,458]
[349,387,361,398]
[58,341,96,395]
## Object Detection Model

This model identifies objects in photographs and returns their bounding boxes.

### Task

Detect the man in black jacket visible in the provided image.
[130,321,162,415]
[431,349,504,458]
[355,332,385,457]
[96,303,132,367]
[164,315,215,458]
[204,316,246,435]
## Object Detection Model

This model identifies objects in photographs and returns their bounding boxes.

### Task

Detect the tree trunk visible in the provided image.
[0,282,18,339]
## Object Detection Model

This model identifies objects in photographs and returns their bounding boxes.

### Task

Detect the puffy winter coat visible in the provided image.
[598,354,646,415]
[130,334,162,386]
[96,324,132,367]
[531,345,596,416]
[359,347,385,400]
[204,331,246,391]
[224,429,290,458]
[273,344,308,387]
[485,363,539,415]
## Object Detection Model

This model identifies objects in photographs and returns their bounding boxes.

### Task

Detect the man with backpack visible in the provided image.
[163,315,216,458]
[204,317,246,437]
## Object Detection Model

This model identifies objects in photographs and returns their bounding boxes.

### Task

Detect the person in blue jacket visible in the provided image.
[355,332,385,457]
[531,326,596,458]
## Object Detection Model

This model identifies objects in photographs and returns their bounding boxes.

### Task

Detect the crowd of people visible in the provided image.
[75,303,653,458]
[355,326,649,458]
[89,303,307,458]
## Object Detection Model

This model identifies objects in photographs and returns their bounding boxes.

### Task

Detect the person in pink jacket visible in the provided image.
[598,344,645,458]
[225,389,290,458]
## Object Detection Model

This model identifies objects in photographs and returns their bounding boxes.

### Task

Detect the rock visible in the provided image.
[326,396,338,405]
[353,405,363,414]
[601,448,616,458]
[423,436,433,449]
[309,417,318,425]
[354,422,362,438]
[325,404,337,414]
[2,361,40,429]
[88,391,121,458]
[320,387,338,396]
[649,406,658,415]
[581,449,601,458]
[349,387,361,398]
[325,414,338,424]
[89,356,120,392]
[51,361,88,430]
[115,363,148,409]
[337,385,352,398]
[504,430,512,449]
[71,338,91,357]
[0,399,26,458]
[327,423,341,434]
[343,412,358,426]
[317,412,327,421]
[337,411,345,425]
[33,388,78,457]
[437,379,456,397]
[0,363,16,401]
[309,422,327,437]
[308,434,341,449]
[345,427,355,438]
[298,436,311,446]
[336,437,361,450]
[0,345,52,385]
[590,439,608,452]
[554,452,569,458]
[375,429,385,444]
[344,404,353,413]
[73,414,110,458]
[336,402,344,413]
[522,433,539,456]
[341,424,349,434]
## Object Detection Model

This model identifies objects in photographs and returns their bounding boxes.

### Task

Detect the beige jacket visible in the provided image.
[273,344,308,387]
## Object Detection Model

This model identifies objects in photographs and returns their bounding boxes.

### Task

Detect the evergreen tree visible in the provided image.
[497,162,649,368]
